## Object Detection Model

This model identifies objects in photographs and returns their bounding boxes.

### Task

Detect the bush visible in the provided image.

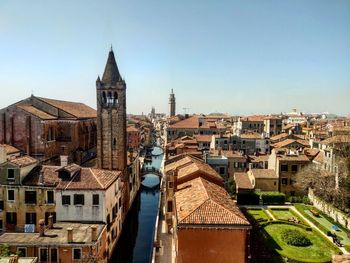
[237,192,260,205]
[281,229,312,247]
[259,192,285,205]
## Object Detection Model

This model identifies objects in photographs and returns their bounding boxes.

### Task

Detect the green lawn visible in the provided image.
[263,223,340,262]
[269,208,295,221]
[246,208,271,223]
[295,204,350,248]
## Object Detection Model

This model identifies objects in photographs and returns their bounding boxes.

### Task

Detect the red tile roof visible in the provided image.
[234,172,254,190]
[175,177,250,226]
[37,97,97,119]
[18,104,57,120]
[9,156,37,168]
[169,115,200,129]
[0,144,20,155]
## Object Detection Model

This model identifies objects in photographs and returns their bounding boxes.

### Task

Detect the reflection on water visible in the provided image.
[111,147,162,263]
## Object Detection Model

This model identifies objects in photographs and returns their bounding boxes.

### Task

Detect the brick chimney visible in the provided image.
[48,215,54,229]
[91,226,98,242]
[39,219,45,237]
[67,227,73,243]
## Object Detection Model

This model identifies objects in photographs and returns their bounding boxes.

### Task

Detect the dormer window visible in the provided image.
[7,169,15,180]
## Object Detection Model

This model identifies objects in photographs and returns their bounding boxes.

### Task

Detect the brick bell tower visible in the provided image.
[96,48,127,172]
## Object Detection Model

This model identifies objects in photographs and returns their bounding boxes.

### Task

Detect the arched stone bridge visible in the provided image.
[140,167,163,177]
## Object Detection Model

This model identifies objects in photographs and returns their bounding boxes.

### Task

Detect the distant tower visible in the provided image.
[151,106,156,119]
[169,89,176,117]
[96,48,127,171]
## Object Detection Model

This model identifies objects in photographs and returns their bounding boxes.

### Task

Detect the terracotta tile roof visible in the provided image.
[270,133,289,142]
[249,155,269,163]
[165,156,194,174]
[277,153,310,162]
[17,104,56,120]
[175,177,250,225]
[313,151,325,163]
[0,144,20,155]
[240,132,262,139]
[234,172,254,190]
[304,148,320,160]
[9,156,37,168]
[272,139,308,149]
[169,115,200,129]
[37,97,97,119]
[251,169,277,179]
[211,150,247,160]
[177,158,224,185]
[22,164,120,190]
[0,222,104,245]
[241,115,266,122]
[321,135,350,145]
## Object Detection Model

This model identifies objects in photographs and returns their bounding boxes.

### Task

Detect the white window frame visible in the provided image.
[7,189,15,202]
[72,248,82,260]
[17,247,27,257]
[7,168,15,180]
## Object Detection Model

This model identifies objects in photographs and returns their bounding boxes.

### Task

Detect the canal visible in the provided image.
[111,146,163,263]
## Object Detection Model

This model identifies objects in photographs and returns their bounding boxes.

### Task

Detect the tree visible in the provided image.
[0,244,10,257]
[227,176,236,197]
[295,145,350,213]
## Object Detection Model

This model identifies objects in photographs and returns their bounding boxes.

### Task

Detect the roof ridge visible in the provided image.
[90,168,104,189]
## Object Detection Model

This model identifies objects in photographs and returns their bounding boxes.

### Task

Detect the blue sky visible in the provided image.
[0,0,349,115]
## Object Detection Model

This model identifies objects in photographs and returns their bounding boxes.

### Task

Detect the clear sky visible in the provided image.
[0,0,349,116]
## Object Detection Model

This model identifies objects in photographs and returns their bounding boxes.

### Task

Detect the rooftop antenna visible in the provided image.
[183,107,190,115]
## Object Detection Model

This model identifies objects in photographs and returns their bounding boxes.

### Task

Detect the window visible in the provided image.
[62,195,71,205]
[7,169,15,180]
[242,140,246,145]
[26,212,37,224]
[74,194,84,205]
[73,248,82,260]
[0,200,4,210]
[8,189,14,201]
[167,201,173,212]
[50,248,58,262]
[281,164,288,172]
[119,197,122,208]
[40,248,48,262]
[168,182,173,189]
[281,178,288,185]
[291,165,298,172]
[219,167,225,175]
[93,194,99,206]
[0,220,3,230]
[6,212,17,224]
[25,191,37,204]
[17,247,27,257]
[47,191,54,204]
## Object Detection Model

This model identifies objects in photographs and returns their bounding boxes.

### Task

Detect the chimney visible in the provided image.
[0,145,6,164]
[91,226,98,242]
[67,227,73,243]
[39,219,45,237]
[228,144,233,151]
[248,163,253,171]
[48,215,54,229]
[9,255,19,263]
[60,155,68,167]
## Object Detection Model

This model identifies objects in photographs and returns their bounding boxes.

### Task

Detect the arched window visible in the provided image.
[113,92,118,105]
[108,92,113,105]
[102,92,107,105]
